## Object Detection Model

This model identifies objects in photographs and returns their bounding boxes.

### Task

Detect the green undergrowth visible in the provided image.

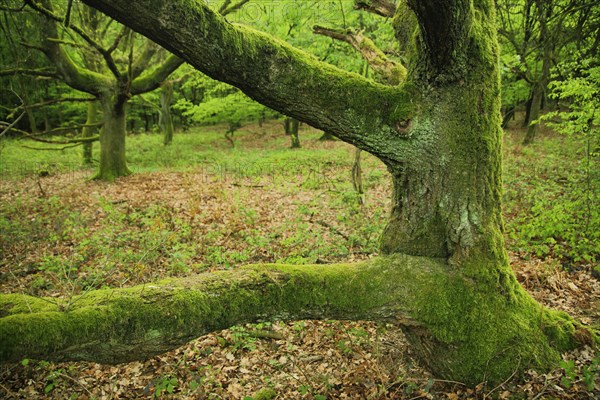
[503,130,600,266]
[0,124,389,297]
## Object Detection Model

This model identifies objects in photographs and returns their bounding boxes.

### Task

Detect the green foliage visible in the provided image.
[154,375,179,398]
[503,132,600,265]
[560,352,600,391]
[542,58,600,140]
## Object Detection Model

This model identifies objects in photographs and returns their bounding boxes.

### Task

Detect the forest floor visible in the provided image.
[0,121,598,399]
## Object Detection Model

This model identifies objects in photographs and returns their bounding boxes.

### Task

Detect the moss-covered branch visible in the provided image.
[1,255,593,385]
[0,68,58,79]
[25,0,122,80]
[80,0,417,161]
[131,54,184,95]
[313,25,406,85]
[220,0,251,16]
[0,256,424,365]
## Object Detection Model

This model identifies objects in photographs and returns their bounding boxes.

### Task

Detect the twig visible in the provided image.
[310,216,350,241]
[484,359,520,399]
[0,112,24,137]
[22,143,83,151]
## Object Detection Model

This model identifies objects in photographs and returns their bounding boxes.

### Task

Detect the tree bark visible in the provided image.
[95,93,130,180]
[160,81,175,145]
[6,0,592,386]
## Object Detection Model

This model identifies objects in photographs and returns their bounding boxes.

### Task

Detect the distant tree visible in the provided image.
[0,0,183,179]
[497,0,600,143]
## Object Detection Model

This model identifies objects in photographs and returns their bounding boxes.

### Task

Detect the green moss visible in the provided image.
[252,388,276,400]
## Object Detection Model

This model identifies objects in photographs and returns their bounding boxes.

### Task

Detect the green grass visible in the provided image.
[0,122,390,296]
[0,124,364,178]
[1,122,597,299]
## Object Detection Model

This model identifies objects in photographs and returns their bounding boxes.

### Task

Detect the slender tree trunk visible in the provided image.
[289,118,300,148]
[351,148,364,205]
[522,91,533,128]
[160,82,175,145]
[523,83,543,144]
[95,93,131,180]
[82,101,98,165]
[523,0,553,145]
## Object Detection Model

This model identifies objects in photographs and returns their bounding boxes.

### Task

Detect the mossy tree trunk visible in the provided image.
[95,92,131,180]
[2,0,595,386]
[160,81,175,146]
[284,118,300,148]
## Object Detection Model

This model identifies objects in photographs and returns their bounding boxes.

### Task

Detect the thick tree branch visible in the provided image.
[354,0,397,18]
[80,0,416,161]
[22,0,111,95]
[0,255,430,364]
[130,54,185,95]
[129,40,160,80]
[313,25,406,85]
[407,0,472,80]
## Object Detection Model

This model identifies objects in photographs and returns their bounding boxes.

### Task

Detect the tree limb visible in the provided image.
[220,0,251,16]
[353,0,397,18]
[0,112,25,137]
[0,255,431,364]
[80,0,416,161]
[0,122,101,143]
[407,0,472,79]
[130,54,185,95]
[0,68,58,79]
[313,25,406,85]
[14,97,97,111]
[21,143,84,151]
[22,0,111,95]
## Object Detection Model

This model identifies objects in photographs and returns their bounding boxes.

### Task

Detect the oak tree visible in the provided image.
[1,0,597,386]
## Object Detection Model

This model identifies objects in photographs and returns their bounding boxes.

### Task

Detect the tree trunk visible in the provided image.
[82,101,99,165]
[523,82,543,144]
[289,118,300,148]
[160,82,175,145]
[523,0,553,145]
[94,93,131,180]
